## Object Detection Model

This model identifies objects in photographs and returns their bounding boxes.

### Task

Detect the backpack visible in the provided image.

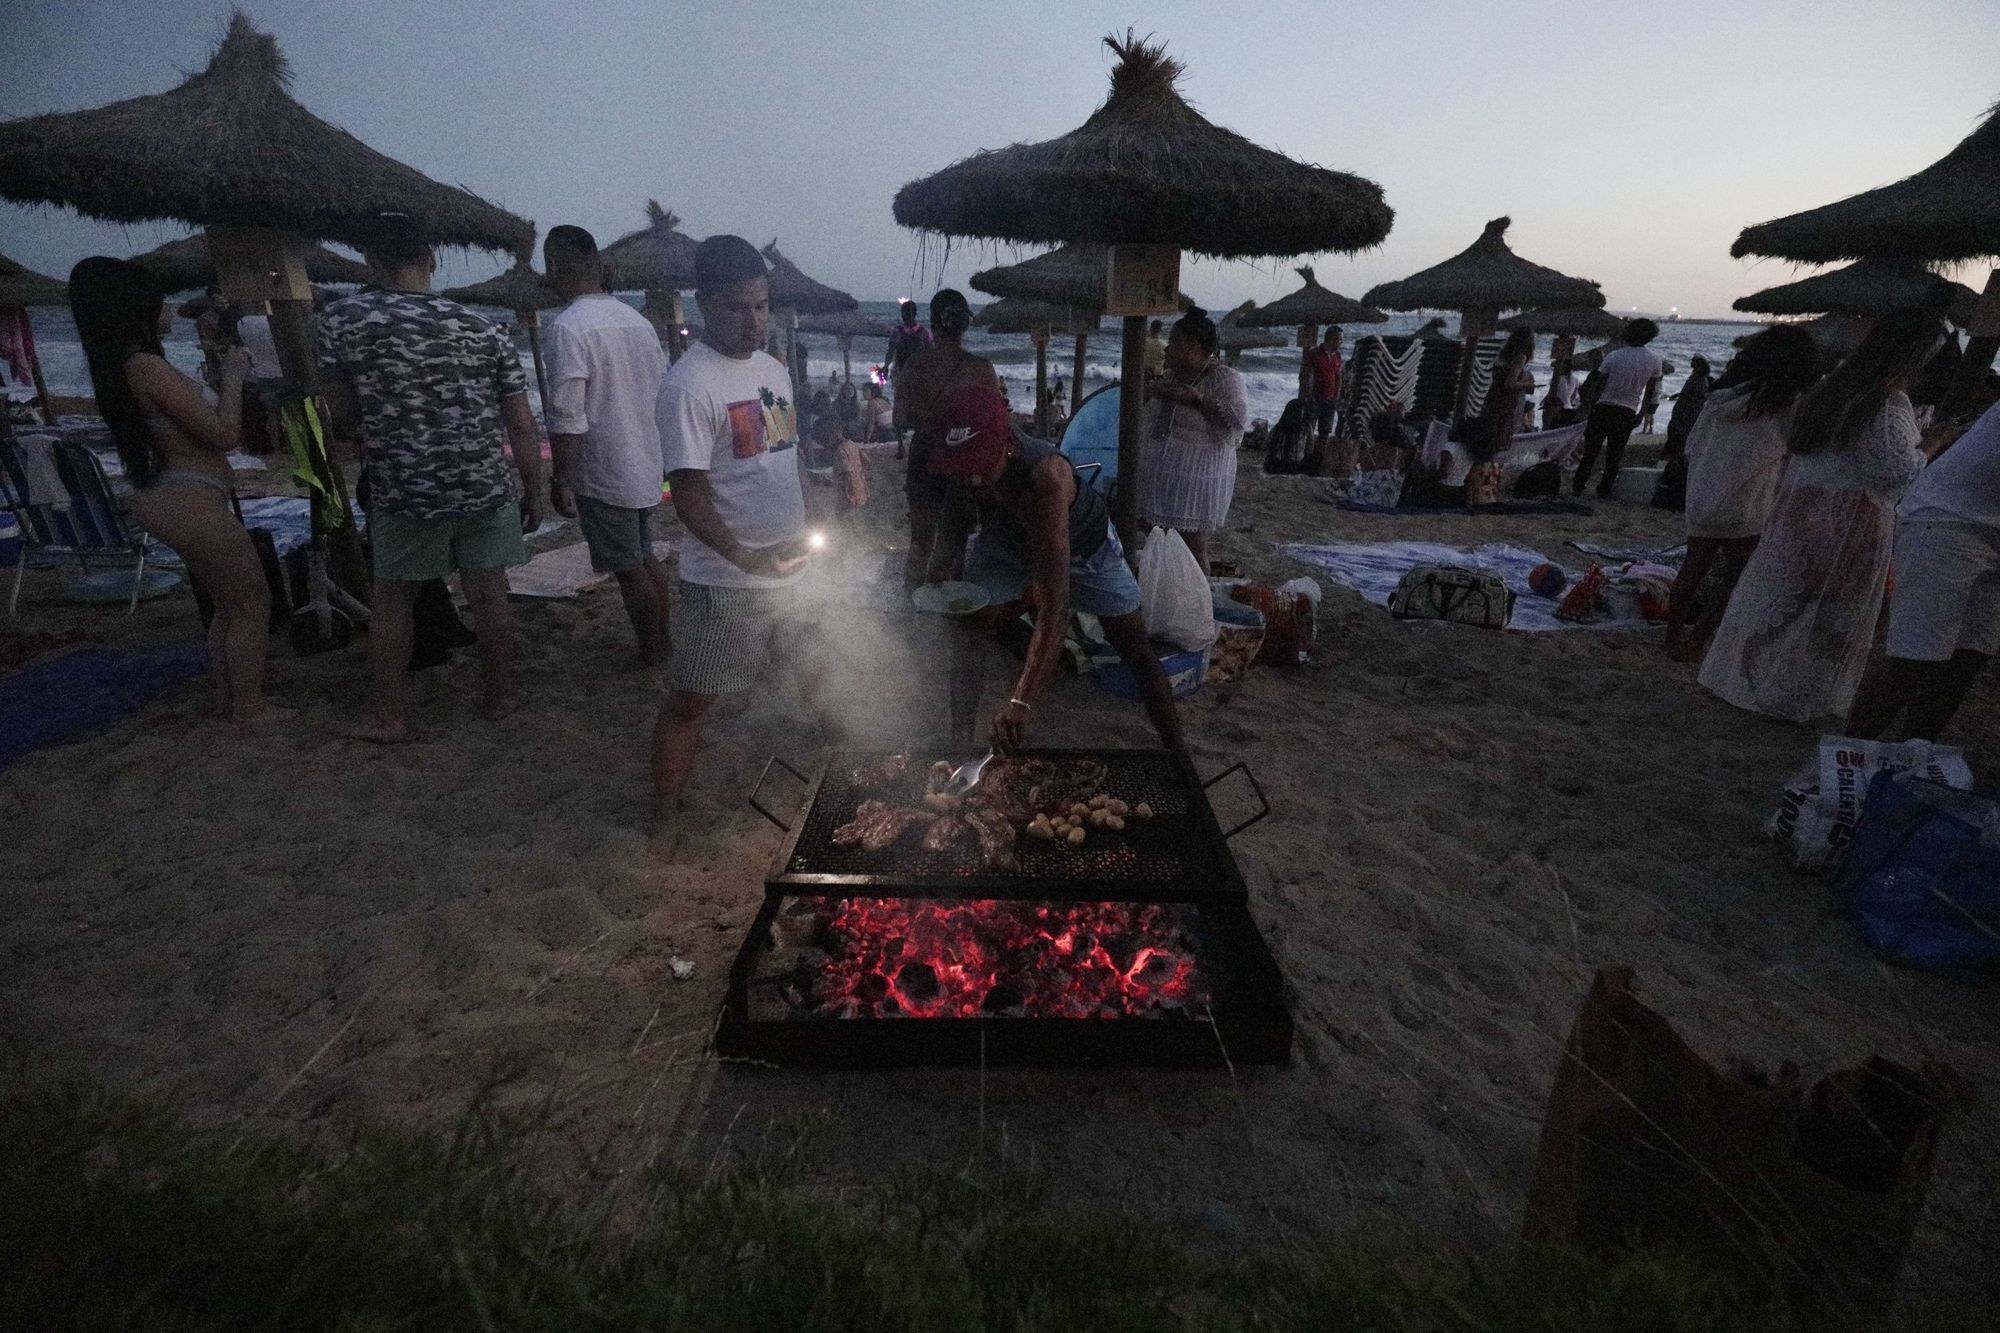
[1388,563,1514,629]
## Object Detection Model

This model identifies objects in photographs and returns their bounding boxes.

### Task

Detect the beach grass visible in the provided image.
[4,1060,1981,1333]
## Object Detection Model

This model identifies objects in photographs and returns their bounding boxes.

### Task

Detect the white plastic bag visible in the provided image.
[1770,735,1975,874]
[1137,527,1216,650]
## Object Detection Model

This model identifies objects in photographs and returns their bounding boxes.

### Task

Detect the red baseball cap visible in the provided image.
[927,383,1014,480]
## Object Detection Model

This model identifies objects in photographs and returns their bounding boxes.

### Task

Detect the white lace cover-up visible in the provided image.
[1136,361,1251,532]
[1698,392,1926,721]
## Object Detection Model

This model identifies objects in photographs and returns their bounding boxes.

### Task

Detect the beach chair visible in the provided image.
[0,433,153,616]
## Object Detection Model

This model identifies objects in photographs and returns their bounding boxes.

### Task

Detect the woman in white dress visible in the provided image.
[1698,310,1943,721]
[1138,309,1249,573]
[1662,326,1820,660]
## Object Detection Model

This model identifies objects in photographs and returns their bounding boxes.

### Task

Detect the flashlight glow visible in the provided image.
[808,530,827,551]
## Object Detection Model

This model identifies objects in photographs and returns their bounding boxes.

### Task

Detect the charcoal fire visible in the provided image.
[766,897,1207,1019]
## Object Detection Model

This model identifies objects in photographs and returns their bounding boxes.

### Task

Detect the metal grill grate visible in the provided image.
[783,750,1223,887]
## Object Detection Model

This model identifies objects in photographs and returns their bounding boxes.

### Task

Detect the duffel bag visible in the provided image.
[1388,562,1514,629]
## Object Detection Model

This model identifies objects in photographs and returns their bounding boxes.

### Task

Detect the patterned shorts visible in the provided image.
[670,580,814,697]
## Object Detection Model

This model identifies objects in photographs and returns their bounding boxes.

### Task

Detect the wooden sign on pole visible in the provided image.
[1105,244,1181,317]
[206,225,313,305]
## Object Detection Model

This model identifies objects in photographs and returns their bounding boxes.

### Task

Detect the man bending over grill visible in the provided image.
[927,382,1186,752]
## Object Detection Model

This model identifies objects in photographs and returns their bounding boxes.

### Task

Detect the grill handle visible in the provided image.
[748,756,808,832]
[1203,761,1270,840]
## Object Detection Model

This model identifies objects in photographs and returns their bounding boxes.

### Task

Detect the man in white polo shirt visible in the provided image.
[1847,393,2000,739]
[650,235,816,837]
[543,225,672,665]
[1572,317,1664,497]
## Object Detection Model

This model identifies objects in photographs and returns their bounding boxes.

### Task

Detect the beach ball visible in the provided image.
[1528,563,1568,598]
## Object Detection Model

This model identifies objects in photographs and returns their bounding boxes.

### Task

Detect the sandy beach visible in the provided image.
[3,437,1995,1307]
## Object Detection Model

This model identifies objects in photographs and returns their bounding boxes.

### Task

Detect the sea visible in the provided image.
[11,296,1755,427]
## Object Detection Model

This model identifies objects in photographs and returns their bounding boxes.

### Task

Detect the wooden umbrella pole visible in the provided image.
[1115,314,1146,564]
[1032,327,1050,436]
[28,355,52,422]
[840,335,853,384]
[523,308,551,424]
[1296,323,1317,406]
[1072,333,1088,416]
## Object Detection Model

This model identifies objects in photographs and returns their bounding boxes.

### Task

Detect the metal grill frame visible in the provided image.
[715,894,1293,1069]
[752,747,1262,904]
[718,747,1292,1068]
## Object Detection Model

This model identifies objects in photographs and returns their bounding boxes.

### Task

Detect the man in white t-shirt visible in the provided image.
[1847,394,2000,739]
[1572,318,1664,497]
[543,225,672,665]
[651,234,816,836]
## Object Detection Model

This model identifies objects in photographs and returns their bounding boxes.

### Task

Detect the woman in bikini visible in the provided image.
[69,257,279,724]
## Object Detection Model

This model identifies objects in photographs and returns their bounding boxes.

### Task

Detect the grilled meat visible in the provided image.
[962,801,1019,871]
[833,799,932,852]
[848,753,912,788]
[921,814,971,853]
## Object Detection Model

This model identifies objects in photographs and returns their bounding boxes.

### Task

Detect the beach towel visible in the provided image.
[1277,540,1653,632]
[506,538,677,599]
[0,640,208,769]
[0,305,39,396]
[1331,495,1593,516]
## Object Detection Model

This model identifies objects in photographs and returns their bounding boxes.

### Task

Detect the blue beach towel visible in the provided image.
[0,640,208,768]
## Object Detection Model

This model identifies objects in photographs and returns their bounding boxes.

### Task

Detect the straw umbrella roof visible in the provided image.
[440,259,562,311]
[1497,306,1629,338]
[893,33,1392,259]
[128,232,370,292]
[798,310,892,338]
[1731,256,1977,321]
[970,244,1112,307]
[1732,101,2000,263]
[0,15,531,254]
[0,252,68,306]
[1238,265,1386,327]
[975,296,1103,336]
[1215,303,1288,352]
[599,200,699,293]
[1363,217,1603,313]
[762,241,857,314]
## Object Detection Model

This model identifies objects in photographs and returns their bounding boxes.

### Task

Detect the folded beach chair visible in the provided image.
[0,432,154,616]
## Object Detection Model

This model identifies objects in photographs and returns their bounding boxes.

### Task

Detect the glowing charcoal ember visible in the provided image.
[795,898,1206,1019]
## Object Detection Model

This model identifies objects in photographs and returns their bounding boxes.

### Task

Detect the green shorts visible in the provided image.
[372,502,527,582]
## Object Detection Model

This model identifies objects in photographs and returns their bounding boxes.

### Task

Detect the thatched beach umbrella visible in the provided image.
[1241,264,1387,402]
[599,200,699,360]
[1215,301,1288,364]
[0,13,530,392]
[1731,256,1977,321]
[1497,306,1628,339]
[130,232,368,293]
[799,309,892,384]
[895,32,1392,549]
[1363,217,1602,341]
[1732,100,2000,411]
[0,252,68,307]
[442,257,565,413]
[761,242,856,401]
[972,246,1115,425]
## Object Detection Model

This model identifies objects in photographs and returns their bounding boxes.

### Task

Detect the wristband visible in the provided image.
[1006,697,1032,712]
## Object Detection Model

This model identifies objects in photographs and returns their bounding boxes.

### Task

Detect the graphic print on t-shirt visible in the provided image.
[725,387,798,460]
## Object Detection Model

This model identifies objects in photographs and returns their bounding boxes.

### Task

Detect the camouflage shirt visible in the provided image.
[317,289,528,519]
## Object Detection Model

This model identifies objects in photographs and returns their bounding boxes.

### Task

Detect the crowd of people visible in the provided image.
[63,222,1996,835]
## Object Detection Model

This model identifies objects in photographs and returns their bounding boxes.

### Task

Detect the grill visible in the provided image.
[716,748,1292,1069]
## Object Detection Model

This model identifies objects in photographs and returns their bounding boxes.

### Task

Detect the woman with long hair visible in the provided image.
[1697,309,1942,720]
[1138,307,1250,572]
[1661,327,1820,659]
[1466,326,1534,504]
[68,257,278,723]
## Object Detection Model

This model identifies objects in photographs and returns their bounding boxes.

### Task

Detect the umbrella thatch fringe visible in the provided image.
[0,251,68,306]
[0,12,531,254]
[1732,255,1980,320]
[441,259,562,312]
[128,232,369,293]
[1362,216,1602,313]
[1240,264,1387,327]
[599,199,700,292]
[762,241,857,315]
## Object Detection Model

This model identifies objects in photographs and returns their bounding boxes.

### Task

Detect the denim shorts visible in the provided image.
[573,494,660,573]
[963,522,1141,618]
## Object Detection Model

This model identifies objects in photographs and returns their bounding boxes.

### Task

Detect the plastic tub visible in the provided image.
[1091,643,1207,700]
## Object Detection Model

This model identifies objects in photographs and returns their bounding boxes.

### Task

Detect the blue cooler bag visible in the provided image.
[1830,772,2000,975]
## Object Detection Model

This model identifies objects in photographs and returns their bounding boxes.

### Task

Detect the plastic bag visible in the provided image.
[1137,528,1216,650]
[1769,735,1974,875]
[1832,772,2000,974]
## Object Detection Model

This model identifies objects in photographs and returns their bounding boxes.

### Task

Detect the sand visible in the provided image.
[3,439,1996,1308]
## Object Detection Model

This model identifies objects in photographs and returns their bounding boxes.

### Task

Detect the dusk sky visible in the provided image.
[4,0,1997,319]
